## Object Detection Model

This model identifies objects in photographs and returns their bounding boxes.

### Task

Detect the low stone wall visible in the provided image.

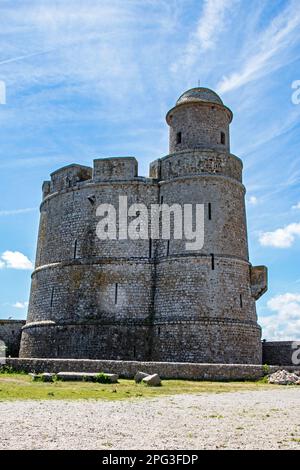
[0,320,25,357]
[4,358,300,380]
[262,341,300,366]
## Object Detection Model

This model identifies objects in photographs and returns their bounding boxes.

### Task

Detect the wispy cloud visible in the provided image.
[0,50,53,67]
[292,202,300,210]
[0,208,36,216]
[217,1,300,93]
[239,107,300,158]
[259,222,300,248]
[172,0,236,71]
[0,251,33,270]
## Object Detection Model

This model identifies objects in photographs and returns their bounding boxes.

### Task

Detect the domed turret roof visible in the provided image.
[176,87,223,106]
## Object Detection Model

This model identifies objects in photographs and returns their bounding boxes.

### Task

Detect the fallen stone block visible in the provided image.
[142,373,161,386]
[28,373,40,381]
[41,372,54,382]
[134,371,149,383]
[56,372,118,383]
[29,372,54,382]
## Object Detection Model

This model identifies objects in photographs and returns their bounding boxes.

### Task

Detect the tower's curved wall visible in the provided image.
[151,88,263,364]
[167,102,231,153]
[20,159,159,360]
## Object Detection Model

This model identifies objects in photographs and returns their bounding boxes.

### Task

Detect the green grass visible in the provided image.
[0,372,276,401]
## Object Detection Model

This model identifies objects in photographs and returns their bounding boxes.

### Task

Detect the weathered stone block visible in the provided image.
[134,371,149,383]
[93,157,138,181]
[142,373,161,386]
[250,266,268,300]
[56,372,118,383]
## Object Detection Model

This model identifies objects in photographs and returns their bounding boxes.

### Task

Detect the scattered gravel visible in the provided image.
[0,388,300,450]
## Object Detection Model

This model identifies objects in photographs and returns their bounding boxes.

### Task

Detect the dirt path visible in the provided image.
[0,388,299,449]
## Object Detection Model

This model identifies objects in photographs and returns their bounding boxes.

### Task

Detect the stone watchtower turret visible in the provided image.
[20,87,267,363]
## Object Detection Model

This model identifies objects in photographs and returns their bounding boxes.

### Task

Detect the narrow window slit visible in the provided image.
[210,253,215,270]
[176,132,182,144]
[50,287,55,307]
[208,203,212,220]
[133,346,136,358]
[240,294,243,308]
[221,131,226,145]
[114,283,118,305]
[73,240,77,259]
[149,238,152,258]
[158,327,161,336]
[166,240,170,256]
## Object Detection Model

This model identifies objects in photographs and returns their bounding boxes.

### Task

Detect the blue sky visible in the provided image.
[0,0,299,340]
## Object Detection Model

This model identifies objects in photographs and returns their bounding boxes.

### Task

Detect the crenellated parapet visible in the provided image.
[42,158,142,201]
[45,164,92,199]
[93,157,138,181]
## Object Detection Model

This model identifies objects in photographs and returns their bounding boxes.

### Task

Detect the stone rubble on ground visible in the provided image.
[268,369,300,385]
[28,370,162,386]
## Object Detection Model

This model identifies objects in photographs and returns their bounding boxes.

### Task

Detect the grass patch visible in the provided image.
[0,372,278,401]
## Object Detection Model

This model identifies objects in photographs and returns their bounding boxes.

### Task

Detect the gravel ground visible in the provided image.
[0,388,300,450]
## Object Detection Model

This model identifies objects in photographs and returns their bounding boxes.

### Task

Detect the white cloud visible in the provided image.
[260,293,300,340]
[0,251,33,270]
[13,301,29,309]
[0,208,36,216]
[192,0,236,51]
[292,202,300,210]
[248,195,258,205]
[217,1,300,93]
[259,222,300,248]
[172,0,236,71]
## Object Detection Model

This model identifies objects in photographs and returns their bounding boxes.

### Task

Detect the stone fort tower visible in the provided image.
[20,87,267,364]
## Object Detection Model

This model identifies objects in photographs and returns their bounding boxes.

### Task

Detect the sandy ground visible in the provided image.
[0,388,300,450]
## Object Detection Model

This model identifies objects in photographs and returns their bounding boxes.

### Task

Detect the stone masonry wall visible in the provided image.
[5,358,300,380]
[156,175,248,259]
[36,180,158,267]
[262,341,300,366]
[0,320,25,357]
[156,149,242,182]
[167,103,231,153]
